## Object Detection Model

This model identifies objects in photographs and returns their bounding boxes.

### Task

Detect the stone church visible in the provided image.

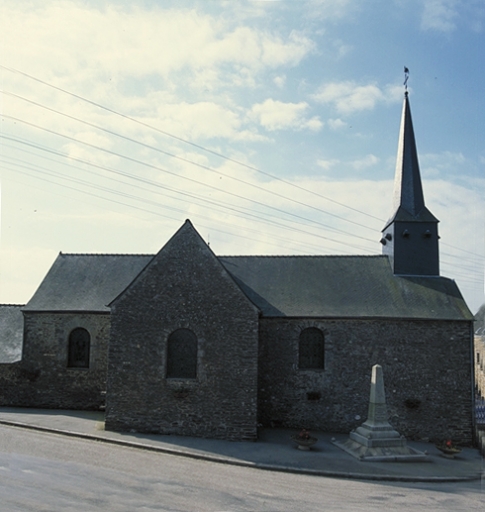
[0,93,475,444]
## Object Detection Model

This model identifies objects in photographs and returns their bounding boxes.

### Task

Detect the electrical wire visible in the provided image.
[0,117,379,245]
[0,65,384,222]
[1,66,482,281]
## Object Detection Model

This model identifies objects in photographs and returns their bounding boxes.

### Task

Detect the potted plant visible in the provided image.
[435,439,462,458]
[291,429,318,451]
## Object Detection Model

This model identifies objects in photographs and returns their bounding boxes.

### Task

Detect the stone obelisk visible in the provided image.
[334,364,427,461]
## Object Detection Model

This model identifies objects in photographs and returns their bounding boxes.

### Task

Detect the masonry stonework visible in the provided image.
[0,312,109,409]
[0,94,476,446]
[105,223,260,441]
[259,318,473,444]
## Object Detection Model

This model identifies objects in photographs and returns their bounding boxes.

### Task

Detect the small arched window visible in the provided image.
[68,328,91,368]
[299,327,324,370]
[166,328,198,379]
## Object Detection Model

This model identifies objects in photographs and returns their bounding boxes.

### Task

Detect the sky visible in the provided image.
[0,0,483,313]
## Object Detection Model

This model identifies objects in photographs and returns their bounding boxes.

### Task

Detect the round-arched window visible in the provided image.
[68,327,91,368]
[299,327,324,370]
[166,328,198,379]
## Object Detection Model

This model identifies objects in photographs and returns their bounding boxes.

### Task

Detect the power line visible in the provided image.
[1,89,382,234]
[2,163,376,256]
[441,241,484,259]
[0,117,379,246]
[440,255,483,274]
[2,125,482,268]
[1,142,378,253]
[0,65,383,222]
[0,135,382,256]
[3,86,483,262]
[1,66,483,267]
[4,149,482,281]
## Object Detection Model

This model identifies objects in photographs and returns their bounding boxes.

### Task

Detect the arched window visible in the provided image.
[166,328,198,379]
[68,328,90,368]
[299,327,324,370]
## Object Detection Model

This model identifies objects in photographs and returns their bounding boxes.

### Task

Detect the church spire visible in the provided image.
[381,91,440,276]
[385,92,437,225]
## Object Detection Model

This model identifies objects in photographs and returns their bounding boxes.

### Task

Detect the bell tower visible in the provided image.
[381,92,439,276]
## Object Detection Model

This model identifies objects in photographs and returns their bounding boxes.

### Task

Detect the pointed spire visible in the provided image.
[381,91,440,277]
[393,92,425,215]
[385,93,438,227]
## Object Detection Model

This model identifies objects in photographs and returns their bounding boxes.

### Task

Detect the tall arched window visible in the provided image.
[68,328,91,368]
[166,328,198,379]
[299,327,324,370]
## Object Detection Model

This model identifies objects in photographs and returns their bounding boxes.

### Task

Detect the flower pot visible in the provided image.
[291,436,318,451]
[435,445,462,459]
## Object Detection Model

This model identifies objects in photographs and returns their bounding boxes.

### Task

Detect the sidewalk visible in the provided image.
[0,407,483,482]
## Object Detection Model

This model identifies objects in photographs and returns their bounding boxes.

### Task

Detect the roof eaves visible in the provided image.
[259,313,473,321]
[21,309,110,314]
[60,253,155,257]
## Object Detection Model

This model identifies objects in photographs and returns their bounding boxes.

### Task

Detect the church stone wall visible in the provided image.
[105,224,260,441]
[259,317,473,445]
[0,312,109,409]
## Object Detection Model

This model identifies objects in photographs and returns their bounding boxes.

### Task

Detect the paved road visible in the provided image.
[0,425,483,511]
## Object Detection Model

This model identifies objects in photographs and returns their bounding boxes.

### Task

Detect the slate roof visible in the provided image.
[23,253,153,312]
[219,255,472,320]
[0,305,24,362]
[22,251,472,321]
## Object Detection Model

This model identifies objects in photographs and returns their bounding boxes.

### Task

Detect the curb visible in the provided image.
[0,419,482,483]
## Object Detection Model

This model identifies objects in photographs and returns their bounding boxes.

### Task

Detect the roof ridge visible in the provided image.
[0,304,25,307]
[219,254,384,259]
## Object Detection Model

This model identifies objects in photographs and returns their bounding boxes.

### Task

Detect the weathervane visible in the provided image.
[404,66,409,94]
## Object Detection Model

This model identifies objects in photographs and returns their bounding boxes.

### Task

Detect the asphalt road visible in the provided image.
[0,424,483,511]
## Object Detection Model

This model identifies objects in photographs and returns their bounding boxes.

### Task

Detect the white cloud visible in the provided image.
[332,39,353,58]
[0,1,319,148]
[305,117,325,131]
[317,159,340,171]
[421,0,458,32]
[304,0,359,20]
[351,154,380,170]
[0,0,482,314]
[421,151,469,177]
[1,2,314,90]
[154,101,242,140]
[249,99,323,131]
[274,75,287,88]
[328,118,347,130]
[61,131,119,167]
[312,81,402,114]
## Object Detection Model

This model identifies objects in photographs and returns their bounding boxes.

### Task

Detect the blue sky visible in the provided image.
[0,0,484,312]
